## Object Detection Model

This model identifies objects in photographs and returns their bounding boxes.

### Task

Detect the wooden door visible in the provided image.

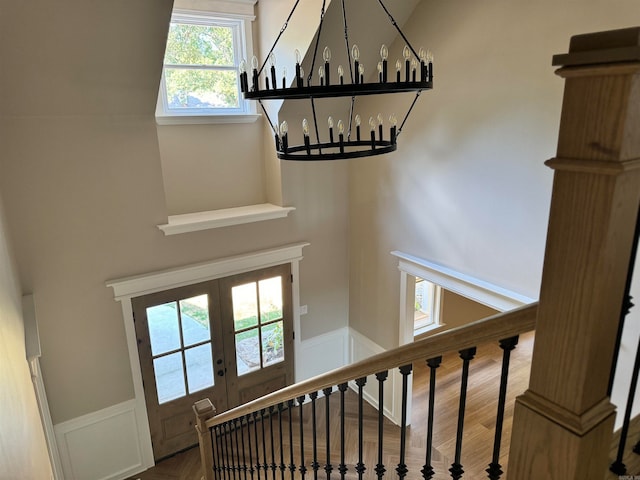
[133,282,228,461]
[219,263,294,406]
[132,264,294,460]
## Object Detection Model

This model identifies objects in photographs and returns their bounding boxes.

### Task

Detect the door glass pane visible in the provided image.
[232,282,258,331]
[262,321,284,367]
[154,352,186,404]
[236,328,260,376]
[185,344,214,393]
[259,276,283,323]
[147,302,181,356]
[180,295,211,347]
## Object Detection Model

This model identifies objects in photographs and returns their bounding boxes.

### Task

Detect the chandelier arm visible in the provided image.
[307,0,328,86]
[347,95,355,141]
[258,99,279,137]
[397,91,422,138]
[257,0,302,76]
[310,97,323,154]
[376,0,420,60]
[340,0,354,84]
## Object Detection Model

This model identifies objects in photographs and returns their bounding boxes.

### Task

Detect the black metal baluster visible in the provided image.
[309,392,319,480]
[396,365,412,479]
[421,356,442,480]
[269,406,277,479]
[611,332,640,474]
[236,419,245,479]
[222,422,231,480]
[287,399,296,479]
[338,382,349,479]
[486,337,519,480]
[355,377,367,479]
[375,371,388,479]
[214,425,222,480]
[298,395,308,479]
[253,411,262,480]
[449,347,477,480]
[323,387,334,479]
[278,403,286,479]
[246,415,255,480]
[237,418,248,480]
[261,409,269,474]
[232,420,240,480]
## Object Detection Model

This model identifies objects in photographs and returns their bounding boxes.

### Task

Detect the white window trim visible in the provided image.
[106,243,309,470]
[413,280,443,336]
[392,250,537,346]
[155,8,259,125]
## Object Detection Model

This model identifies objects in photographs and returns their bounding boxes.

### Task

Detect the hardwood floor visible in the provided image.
[128,331,640,479]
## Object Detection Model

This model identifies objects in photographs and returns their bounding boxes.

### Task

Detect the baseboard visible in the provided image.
[54,400,150,480]
[348,328,406,426]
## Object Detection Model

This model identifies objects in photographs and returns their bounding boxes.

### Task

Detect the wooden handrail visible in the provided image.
[206,302,538,428]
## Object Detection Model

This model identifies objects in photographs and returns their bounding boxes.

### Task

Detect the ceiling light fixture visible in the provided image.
[238,0,433,161]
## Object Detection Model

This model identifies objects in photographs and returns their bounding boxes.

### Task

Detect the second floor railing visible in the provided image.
[194,303,538,480]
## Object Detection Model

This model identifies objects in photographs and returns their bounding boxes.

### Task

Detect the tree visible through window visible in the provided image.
[159,12,250,116]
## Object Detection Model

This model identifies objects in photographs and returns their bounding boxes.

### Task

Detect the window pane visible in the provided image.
[154,352,186,404]
[262,321,284,367]
[236,328,260,376]
[180,294,211,347]
[185,344,214,393]
[232,282,258,331]
[415,278,435,329]
[147,302,181,356]
[165,68,239,110]
[165,23,235,66]
[259,276,283,324]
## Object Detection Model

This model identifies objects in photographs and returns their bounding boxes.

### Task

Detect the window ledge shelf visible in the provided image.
[155,113,261,126]
[158,203,296,235]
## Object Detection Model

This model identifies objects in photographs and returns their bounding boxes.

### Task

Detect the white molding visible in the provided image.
[106,243,309,469]
[54,400,144,480]
[348,328,404,426]
[157,204,295,235]
[29,358,64,480]
[155,113,260,125]
[107,243,308,299]
[391,251,536,311]
[297,327,348,382]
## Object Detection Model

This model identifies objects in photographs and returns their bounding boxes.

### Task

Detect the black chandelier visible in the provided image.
[238,0,433,161]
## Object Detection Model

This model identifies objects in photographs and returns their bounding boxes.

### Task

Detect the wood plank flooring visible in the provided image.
[128,331,640,479]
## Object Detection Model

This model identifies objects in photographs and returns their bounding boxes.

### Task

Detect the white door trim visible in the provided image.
[106,242,309,470]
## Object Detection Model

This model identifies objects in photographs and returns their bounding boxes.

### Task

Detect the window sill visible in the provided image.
[414,322,447,340]
[155,113,261,125]
[157,203,296,235]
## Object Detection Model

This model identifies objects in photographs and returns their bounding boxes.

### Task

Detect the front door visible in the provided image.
[132,264,294,460]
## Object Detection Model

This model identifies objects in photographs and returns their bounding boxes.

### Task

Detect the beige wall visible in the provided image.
[0,196,52,478]
[440,290,499,329]
[0,0,349,426]
[348,0,640,349]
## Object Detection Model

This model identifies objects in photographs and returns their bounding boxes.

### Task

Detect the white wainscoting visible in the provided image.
[54,400,145,480]
[348,328,405,426]
[296,327,349,382]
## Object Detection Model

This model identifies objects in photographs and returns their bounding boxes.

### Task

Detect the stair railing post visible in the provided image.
[507,27,640,479]
[195,398,217,480]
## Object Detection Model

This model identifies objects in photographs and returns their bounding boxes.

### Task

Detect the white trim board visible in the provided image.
[54,400,143,480]
[106,243,309,474]
[391,251,536,312]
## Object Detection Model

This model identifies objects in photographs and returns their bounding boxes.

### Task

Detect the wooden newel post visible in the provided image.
[507,27,640,479]
[194,398,216,480]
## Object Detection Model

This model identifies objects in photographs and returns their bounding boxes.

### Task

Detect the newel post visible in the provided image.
[194,398,216,480]
[507,28,640,479]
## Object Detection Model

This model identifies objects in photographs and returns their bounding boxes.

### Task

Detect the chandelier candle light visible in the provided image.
[238,0,434,161]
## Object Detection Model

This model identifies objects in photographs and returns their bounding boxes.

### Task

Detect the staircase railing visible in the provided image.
[195,303,537,480]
